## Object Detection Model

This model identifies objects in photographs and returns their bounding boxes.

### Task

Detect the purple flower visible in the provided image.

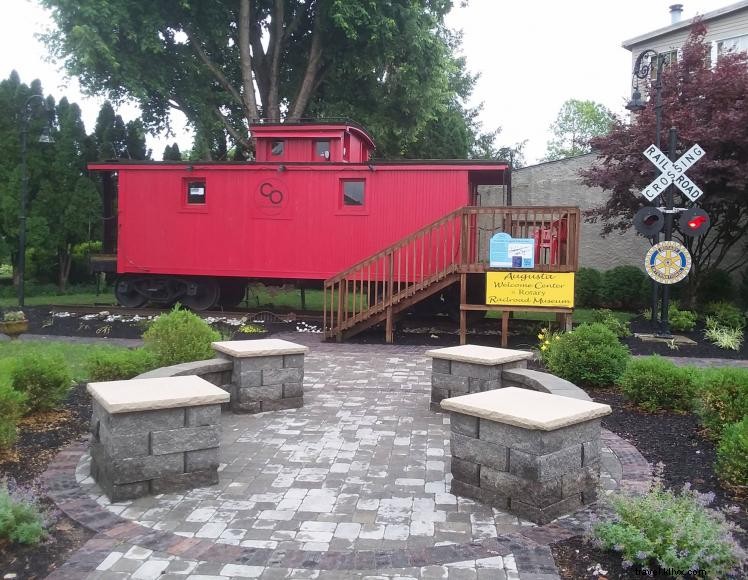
[621,560,633,569]
[636,550,648,560]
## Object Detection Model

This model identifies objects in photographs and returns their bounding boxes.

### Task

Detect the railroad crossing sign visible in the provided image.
[641,143,705,202]
[644,240,692,284]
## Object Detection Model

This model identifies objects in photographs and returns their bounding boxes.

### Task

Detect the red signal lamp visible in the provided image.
[680,207,710,238]
[687,215,707,229]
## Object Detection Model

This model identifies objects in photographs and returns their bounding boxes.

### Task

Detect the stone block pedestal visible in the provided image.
[212,339,308,414]
[442,387,611,524]
[88,376,229,501]
[426,345,533,411]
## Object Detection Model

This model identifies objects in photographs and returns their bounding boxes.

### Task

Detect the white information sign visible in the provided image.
[641,143,705,202]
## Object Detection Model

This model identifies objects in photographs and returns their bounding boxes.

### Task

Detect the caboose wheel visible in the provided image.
[114,277,148,308]
[182,279,220,311]
[218,281,246,308]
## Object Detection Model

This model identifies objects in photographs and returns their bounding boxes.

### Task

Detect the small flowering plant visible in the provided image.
[0,478,52,545]
[536,327,561,364]
[591,481,746,578]
[2,310,26,322]
[238,323,266,334]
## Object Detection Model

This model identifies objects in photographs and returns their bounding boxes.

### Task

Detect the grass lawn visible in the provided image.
[0,292,117,308]
[0,341,129,385]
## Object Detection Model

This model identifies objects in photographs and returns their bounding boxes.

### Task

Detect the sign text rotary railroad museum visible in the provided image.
[486,272,575,308]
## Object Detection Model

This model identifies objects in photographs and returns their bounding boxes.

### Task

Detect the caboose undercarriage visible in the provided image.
[114,275,249,310]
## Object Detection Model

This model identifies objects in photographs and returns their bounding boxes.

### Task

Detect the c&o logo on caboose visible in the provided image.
[254,178,290,219]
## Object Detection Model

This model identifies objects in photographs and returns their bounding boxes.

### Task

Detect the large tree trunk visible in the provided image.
[265,0,285,121]
[58,248,72,293]
[238,0,260,121]
[288,10,323,121]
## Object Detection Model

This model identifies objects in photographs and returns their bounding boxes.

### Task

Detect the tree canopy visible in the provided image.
[544,99,614,161]
[581,25,748,298]
[41,0,501,159]
[0,73,154,290]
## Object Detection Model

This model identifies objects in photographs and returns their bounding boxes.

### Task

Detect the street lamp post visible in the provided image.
[626,50,671,332]
[18,94,54,307]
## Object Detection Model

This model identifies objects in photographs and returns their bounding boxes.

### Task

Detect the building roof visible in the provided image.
[622,0,748,50]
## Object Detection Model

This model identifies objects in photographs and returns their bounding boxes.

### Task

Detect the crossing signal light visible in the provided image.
[633,206,665,237]
[688,215,707,229]
[680,207,710,237]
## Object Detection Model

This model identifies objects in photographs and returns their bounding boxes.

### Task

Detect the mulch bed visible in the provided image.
[0,385,94,579]
[2,308,746,578]
[551,386,747,580]
[624,315,748,360]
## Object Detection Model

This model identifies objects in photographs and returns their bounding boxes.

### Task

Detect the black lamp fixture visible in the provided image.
[625,87,647,112]
[18,94,55,308]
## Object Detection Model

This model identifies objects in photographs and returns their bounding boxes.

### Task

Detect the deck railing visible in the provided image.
[323,206,580,340]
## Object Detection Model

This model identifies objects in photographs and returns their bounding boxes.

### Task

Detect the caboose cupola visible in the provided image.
[251,121,375,163]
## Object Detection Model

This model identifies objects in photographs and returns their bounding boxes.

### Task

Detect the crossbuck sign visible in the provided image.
[641,143,705,202]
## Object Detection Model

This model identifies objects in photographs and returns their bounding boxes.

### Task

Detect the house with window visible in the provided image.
[623,1,748,68]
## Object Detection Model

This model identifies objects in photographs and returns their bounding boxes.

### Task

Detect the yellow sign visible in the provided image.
[486,272,575,308]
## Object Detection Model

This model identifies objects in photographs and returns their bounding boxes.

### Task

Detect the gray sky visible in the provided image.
[0,0,731,163]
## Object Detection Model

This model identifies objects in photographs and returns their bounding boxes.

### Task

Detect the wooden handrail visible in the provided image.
[325,207,465,284]
[324,205,581,341]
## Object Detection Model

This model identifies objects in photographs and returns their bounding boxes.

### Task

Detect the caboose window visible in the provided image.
[315,140,330,159]
[271,140,284,156]
[342,180,365,206]
[187,181,206,204]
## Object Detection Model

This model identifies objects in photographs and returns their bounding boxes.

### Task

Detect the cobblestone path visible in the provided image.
[42,336,651,579]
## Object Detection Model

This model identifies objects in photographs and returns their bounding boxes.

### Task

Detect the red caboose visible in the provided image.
[89,121,510,310]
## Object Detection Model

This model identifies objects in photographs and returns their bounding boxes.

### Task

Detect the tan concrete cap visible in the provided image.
[87,375,229,414]
[426,344,533,365]
[212,338,309,358]
[440,387,611,431]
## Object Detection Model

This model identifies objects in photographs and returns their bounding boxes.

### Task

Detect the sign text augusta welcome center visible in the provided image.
[486,271,575,308]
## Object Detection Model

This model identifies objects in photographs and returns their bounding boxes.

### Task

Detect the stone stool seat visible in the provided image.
[212,339,308,413]
[427,344,533,410]
[442,386,611,524]
[88,375,229,501]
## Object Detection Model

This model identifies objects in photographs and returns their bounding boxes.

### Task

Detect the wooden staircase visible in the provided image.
[323,206,580,342]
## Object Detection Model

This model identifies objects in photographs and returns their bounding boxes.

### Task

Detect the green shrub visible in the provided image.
[716,417,748,490]
[575,267,603,308]
[0,385,26,449]
[697,269,735,306]
[543,323,630,388]
[617,355,699,412]
[589,308,631,338]
[86,348,157,382]
[0,480,46,545]
[697,368,748,438]
[704,317,744,351]
[602,266,649,311]
[704,301,746,330]
[142,305,221,366]
[10,355,71,414]
[592,482,746,578]
[668,304,697,332]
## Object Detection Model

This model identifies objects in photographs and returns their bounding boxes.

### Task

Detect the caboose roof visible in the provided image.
[88,160,510,171]
[250,121,376,150]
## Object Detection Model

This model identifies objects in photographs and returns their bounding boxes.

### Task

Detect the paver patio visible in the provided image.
[42,333,651,579]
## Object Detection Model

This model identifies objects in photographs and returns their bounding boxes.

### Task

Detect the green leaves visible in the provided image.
[544,99,614,161]
[42,0,492,159]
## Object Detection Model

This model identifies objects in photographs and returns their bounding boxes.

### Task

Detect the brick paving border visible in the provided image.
[41,428,650,578]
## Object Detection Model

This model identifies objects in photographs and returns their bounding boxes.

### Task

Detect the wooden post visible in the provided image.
[459,272,467,345]
[501,311,510,348]
[300,287,306,311]
[385,306,394,343]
